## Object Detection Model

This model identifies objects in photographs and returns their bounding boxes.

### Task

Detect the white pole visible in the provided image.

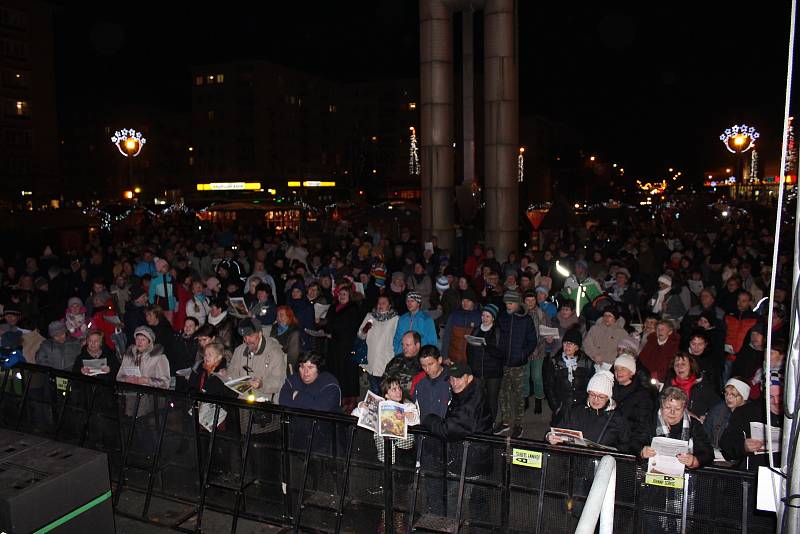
[575,455,616,534]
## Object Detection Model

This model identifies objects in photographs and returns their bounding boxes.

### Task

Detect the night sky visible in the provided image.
[53,1,796,182]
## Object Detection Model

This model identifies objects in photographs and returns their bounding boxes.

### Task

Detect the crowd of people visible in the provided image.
[0,209,792,480]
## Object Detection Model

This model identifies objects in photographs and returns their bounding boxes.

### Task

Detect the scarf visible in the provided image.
[672,374,697,400]
[657,409,692,442]
[276,323,289,336]
[652,287,669,313]
[562,354,578,383]
[208,310,227,326]
[371,309,398,322]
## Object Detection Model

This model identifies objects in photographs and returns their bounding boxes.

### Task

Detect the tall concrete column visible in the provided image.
[420,0,455,251]
[462,11,475,187]
[483,0,518,260]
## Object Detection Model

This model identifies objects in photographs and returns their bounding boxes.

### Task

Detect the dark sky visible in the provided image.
[53,1,796,181]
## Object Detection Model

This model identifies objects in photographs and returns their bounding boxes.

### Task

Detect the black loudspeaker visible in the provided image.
[0,429,115,533]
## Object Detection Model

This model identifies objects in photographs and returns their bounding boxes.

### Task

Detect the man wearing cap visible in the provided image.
[34,321,81,371]
[422,361,493,514]
[495,290,537,437]
[720,376,783,470]
[441,288,481,365]
[229,317,286,436]
[583,307,628,371]
[392,292,437,355]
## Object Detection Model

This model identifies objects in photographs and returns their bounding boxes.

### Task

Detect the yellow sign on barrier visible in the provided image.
[512,448,543,468]
[645,473,685,489]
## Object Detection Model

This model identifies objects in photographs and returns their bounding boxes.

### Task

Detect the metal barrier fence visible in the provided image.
[0,362,778,534]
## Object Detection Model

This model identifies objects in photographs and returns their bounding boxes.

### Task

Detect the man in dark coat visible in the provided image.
[422,362,493,517]
[495,291,537,438]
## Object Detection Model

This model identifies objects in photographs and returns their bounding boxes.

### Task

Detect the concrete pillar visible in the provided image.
[462,11,475,187]
[483,0,518,260]
[420,0,455,252]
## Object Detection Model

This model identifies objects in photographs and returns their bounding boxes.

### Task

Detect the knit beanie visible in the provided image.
[725,378,751,401]
[436,276,450,292]
[503,290,521,304]
[482,304,499,320]
[587,370,615,409]
[614,354,637,374]
[406,291,422,304]
[658,274,672,287]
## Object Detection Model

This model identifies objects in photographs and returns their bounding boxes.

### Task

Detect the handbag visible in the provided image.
[351,337,369,366]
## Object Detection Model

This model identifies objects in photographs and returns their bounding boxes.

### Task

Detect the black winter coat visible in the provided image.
[613,379,655,454]
[720,400,782,470]
[554,404,630,449]
[323,301,364,398]
[423,377,493,477]
[466,325,503,379]
[664,373,721,419]
[543,350,595,420]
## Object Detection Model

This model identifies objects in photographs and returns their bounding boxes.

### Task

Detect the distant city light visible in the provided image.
[197,182,262,191]
[589,156,596,161]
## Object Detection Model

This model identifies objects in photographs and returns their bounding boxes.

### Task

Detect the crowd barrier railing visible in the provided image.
[0,362,778,534]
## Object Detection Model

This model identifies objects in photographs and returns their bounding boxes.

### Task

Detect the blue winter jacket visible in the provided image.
[392,310,438,354]
[496,309,537,368]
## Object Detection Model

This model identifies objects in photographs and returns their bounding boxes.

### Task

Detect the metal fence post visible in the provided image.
[281,411,293,525]
[195,402,222,534]
[383,436,394,534]
[142,396,170,517]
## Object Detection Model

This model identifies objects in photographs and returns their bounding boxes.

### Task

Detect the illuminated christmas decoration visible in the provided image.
[750,150,759,182]
[719,124,759,154]
[408,127,420,175]
[111,129,146,157]
[518,147,525,182]
[785,117,797,176]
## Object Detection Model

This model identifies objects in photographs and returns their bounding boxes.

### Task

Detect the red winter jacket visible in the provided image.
[723,310,759,360]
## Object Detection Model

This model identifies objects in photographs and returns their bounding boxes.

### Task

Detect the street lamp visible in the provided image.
[111,128,147,192]
[720,124,759,197]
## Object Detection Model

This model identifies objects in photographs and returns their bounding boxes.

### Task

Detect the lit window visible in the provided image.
[328,104,336,113]
[216,73,224,84]
[207,110,215,120]
[206,75,215,85]
[195,75,203,86]
[188,156,194,166]
[15,100,29,116]
[408,102,417,110]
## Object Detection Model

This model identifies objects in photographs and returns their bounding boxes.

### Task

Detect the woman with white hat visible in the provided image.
[545,370,630,449]
[612,354,655,453]
[703,378,750,449]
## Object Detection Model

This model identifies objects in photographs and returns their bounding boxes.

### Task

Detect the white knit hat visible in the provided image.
[658,274,672,287]
[725,378,751,401]
[587,370,615,409]
[614,354,637,374]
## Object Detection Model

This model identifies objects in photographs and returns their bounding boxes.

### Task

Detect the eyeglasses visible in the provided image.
[588,393,609,401]
[661,406,684,414]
